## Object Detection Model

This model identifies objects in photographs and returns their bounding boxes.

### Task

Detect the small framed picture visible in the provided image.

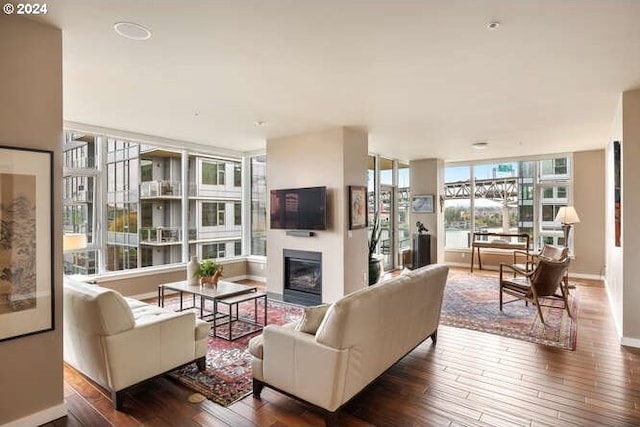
[348,185,367,229]
[411,194,435,214]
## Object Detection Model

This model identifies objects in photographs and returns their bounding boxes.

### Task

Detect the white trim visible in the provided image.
[246,255,267,263]
[94,263,185,283]
[129,291,164,301]
[91,257,247,284]
[621,336,640,348]
[3,403,67,427]
[569,272,604,281]
[246,275,267,283]
[445,261,604,280]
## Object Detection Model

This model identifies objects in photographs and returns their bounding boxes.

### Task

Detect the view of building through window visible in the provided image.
[64,130,565,276]
[444,156,572,251]
[62,131,257,275]
[250,155,267,256]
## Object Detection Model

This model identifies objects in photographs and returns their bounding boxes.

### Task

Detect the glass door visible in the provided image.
[379,185,395,271]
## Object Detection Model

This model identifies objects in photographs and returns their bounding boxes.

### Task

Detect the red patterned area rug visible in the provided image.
[441,270,579,350]
[164,298,302,406]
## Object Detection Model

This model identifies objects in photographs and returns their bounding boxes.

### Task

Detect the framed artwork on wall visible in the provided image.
[0,146,54,342]
[411,194,435,214]
[348,185,367,229]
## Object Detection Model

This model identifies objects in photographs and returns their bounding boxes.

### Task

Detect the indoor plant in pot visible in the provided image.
[195,259,223,286]
[368,213,383,285]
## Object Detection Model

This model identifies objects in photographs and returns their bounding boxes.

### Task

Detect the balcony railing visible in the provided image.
[140,181,182,197]
[139,227,182,244]
[106,231,139,246]
[64,190,89,203]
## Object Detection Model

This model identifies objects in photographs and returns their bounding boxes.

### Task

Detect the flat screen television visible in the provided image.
[270,186,327,230]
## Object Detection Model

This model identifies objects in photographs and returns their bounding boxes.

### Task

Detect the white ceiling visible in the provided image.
[39,0,640,162]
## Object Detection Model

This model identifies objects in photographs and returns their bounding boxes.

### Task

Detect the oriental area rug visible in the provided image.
[164,298,302,406]
[440,269,579,350]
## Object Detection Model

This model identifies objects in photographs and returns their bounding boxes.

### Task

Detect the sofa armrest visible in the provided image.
[262,325,349,412]
[102,311,200,390]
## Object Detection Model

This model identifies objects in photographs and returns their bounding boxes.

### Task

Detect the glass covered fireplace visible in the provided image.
[283,249,322,306]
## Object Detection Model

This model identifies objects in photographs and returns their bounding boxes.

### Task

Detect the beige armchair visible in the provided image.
[63,277,210,409]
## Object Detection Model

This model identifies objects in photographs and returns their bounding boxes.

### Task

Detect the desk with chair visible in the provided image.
[470,232,530,272]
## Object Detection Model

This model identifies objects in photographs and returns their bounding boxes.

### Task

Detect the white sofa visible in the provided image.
[63,277,210,409]
[248,264,449,423]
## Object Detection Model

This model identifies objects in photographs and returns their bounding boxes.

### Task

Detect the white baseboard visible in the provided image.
[444,262,603,280]
[4,402,67,427]
[130,291,164,301]
[569,272,604,281]
[621,336,640,348]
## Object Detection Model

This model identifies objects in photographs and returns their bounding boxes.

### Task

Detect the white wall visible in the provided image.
[266,127,368,303]
[606,99,624,336]
[605,88,640,346]
[621,89,640,344]
[410,158,445,263]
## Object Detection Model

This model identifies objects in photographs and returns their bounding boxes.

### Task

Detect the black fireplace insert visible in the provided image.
[283,249,322,306]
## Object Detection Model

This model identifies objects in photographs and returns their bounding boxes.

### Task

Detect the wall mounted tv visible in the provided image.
[270,186,327,230]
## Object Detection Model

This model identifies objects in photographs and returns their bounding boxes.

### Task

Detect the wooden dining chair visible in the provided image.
[499,255,571,324]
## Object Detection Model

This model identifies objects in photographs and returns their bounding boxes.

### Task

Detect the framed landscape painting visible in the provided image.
[411,194,435,214]
[0,146,54,342]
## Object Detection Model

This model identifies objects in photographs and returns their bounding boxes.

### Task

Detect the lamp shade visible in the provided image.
[555,206,580,225]
[63,233,87,251]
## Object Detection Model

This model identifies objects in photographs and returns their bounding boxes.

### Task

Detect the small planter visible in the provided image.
[368,257,382,286]
[196,260,223,286]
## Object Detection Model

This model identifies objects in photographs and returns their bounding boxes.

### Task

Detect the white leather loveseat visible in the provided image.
[63,277,210,409]
[249,264,449,424]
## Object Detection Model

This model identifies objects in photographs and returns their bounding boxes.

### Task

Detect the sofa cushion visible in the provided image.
[296,304,331,335]
[129,304,183,326]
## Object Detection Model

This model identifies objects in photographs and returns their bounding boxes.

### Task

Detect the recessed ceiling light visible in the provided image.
[487,21,501,30]
[472,142,489,150]
[113,22,152,41]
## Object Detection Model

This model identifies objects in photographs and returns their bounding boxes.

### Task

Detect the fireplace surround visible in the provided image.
[283,249,322,306]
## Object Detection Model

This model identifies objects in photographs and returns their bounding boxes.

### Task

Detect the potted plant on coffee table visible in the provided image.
[368,213,383,285]
[195,259,223,286]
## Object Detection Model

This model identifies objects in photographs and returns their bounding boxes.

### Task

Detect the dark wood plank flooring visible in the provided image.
[46,269,640,426]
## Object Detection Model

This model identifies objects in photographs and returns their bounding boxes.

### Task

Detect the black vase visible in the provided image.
[368,257,382,286]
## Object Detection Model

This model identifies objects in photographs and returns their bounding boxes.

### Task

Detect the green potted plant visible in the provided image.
[194,259,223,285]
[368,213,383,285]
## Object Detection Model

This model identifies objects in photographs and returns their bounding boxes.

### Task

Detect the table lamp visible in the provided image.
[555,206,580,247]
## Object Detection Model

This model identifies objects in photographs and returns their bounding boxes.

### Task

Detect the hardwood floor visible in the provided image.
[50,269,640,426]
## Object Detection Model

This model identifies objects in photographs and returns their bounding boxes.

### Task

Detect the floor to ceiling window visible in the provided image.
[63,131,245,275]
[397,162,411,252]
[62,132,98,275]
[368,154,410,270]
[250,154,267,256]
[443,155,573,251]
